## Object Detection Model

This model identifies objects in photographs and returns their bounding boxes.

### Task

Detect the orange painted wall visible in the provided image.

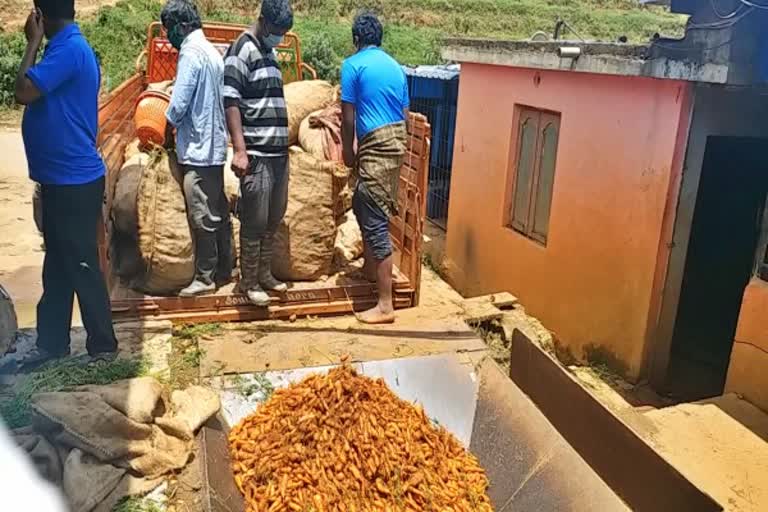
[444,64,689,378]
[726,279,768,411]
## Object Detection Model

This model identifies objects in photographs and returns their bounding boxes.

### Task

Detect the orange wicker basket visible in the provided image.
[134,90,171,146]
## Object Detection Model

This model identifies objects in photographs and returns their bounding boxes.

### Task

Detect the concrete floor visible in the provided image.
[643,395,768,512]
[573,368,768,512]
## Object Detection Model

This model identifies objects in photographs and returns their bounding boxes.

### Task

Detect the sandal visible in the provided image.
[87,351,119,364]
[19,348,70,373]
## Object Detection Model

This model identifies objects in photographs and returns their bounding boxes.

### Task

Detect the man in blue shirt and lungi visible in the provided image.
[341,12,410,324]
[15,0,118,366]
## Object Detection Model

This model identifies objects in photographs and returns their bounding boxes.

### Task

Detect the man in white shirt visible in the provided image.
[161,0,231,297]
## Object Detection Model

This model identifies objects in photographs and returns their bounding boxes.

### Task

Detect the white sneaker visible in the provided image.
[179,280,215,297]
[261,278,288,293]
[246,288,270,307]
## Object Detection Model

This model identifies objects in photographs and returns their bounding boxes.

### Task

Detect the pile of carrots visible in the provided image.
[229,365,493,512]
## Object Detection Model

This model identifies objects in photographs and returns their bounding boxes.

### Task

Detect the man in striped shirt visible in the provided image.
[223,0,292,306]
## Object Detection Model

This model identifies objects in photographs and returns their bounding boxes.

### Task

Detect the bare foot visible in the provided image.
[355,304,395,324]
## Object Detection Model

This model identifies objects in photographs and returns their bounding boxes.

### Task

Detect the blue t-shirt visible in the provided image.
[22,24,105,185]
[341,46,409,140]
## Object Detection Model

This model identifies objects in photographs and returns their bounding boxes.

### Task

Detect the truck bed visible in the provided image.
[98,74,430,324]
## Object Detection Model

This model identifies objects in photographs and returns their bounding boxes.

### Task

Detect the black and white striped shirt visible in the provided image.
[223,32,288,157]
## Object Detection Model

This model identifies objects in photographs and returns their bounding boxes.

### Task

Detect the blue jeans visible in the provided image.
[352,183,392,261]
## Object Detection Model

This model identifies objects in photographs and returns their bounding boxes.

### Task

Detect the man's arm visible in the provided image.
[165,50,200,128]
[340,60,358,169]
[401,76,411,133]
[226,105,249,177]
[403,108,410,133]
[223,51,250,177]
[14,10,45,105]
[342,102,356,168]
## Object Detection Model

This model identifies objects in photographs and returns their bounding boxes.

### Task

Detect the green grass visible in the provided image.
[113,496,163,512]
[0,0,685,109]
[0,357,151,429]
[173,322,222,340]
[82,0,164,92]
[231,372,276,400]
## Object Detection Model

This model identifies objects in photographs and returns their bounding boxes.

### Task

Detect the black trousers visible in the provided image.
[37,177,117,356]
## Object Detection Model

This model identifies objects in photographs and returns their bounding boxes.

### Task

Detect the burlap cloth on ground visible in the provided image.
[14,377,220,512]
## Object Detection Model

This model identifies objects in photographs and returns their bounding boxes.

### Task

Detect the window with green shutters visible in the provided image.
[506,107,561,245]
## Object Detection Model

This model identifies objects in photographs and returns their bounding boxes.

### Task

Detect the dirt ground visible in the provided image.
[0,0,118,30]
[0,128,43,325]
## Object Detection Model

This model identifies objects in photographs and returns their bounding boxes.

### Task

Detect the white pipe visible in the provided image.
[558,46,582,59]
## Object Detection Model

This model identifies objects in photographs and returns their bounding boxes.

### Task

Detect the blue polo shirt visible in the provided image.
[341,46,409,140]
[22,24,105,185]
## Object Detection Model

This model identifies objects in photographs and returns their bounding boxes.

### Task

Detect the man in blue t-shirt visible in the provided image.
[15,0,118,367]
[341,11,409,324]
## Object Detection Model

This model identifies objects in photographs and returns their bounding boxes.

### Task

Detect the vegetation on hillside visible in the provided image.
[0,0,685,108]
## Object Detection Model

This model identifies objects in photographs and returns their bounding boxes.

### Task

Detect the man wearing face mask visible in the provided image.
[14,0,118,367]
[161,0,231,297]
[223,0,293,306]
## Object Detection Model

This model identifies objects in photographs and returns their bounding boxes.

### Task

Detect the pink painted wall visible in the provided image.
[726,278,768,411]
[444,64,690,378]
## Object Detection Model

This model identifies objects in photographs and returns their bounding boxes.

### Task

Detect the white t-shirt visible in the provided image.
[0,422,68,511]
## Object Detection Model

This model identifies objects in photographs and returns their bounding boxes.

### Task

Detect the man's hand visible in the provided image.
[15,9,44,105]
[163,122,176,149]
[231,150,249,178]
[24,9,44,45]
[343,147,355,169]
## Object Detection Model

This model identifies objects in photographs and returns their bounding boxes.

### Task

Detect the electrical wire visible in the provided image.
[687,6,754,29]
[734,340,768,357]
[709,0,745,19]
[738,0,768,9]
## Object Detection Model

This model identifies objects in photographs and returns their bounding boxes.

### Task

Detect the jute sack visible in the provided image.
[136,149,194,294]
[112,152,149,236]
[298,104,344,163]
[333,210,364,270]
[272,147,339,280]
[298,109,325,159]
[284,80,335,145]
[124,138,142,161]
[0,284,17,357]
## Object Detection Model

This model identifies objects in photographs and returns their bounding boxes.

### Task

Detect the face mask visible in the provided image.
[168,25,185,50]
[262,33,284,48]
